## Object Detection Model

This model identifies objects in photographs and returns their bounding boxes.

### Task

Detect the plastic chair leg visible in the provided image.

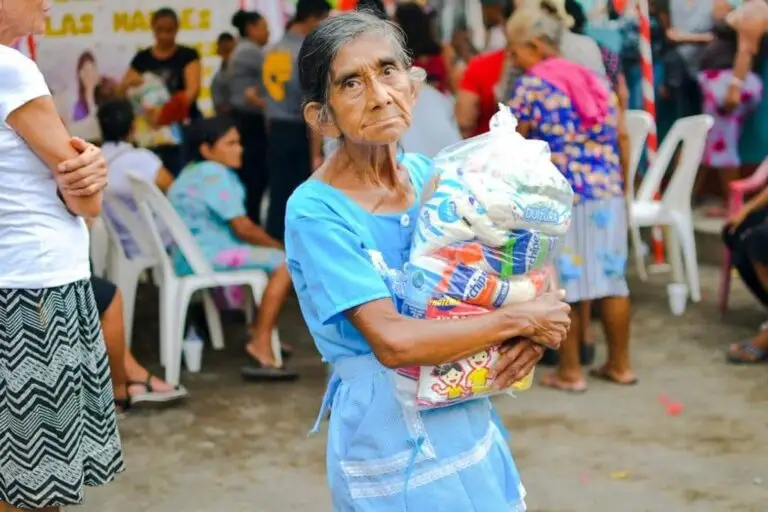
[165,289,191,387]
[630,225,648,281]
[676,218,701,303]
[159,282,177,367]
[667,228,686,285]
[203,291,225,351]
[718,248,733,314]
[271,329,283,368]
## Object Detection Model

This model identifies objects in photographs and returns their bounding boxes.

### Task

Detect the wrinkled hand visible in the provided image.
[57,138,108,196]
[502,290,571,350]
[488,338,544,390]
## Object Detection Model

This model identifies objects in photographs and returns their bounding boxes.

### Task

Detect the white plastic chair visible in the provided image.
[89,216,109,278]
[101,193,161,348]
[128,174,281,386]
[624,110,654,281]
[629,114,714,303]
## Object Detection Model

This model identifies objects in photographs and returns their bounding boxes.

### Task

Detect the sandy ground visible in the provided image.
[79,264,768,512]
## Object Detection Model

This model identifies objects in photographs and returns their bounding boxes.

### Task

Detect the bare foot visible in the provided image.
[589,365,638,385]
[540,371,587,393]
[245,342,279,368]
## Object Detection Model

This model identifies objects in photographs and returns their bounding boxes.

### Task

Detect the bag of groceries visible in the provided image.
[394,105,574,410]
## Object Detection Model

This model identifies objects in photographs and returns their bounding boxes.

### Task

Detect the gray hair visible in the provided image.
[298,10,415,122]
[505,6,565,48]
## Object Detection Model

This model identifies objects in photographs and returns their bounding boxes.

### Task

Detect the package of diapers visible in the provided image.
[395,105,574,410]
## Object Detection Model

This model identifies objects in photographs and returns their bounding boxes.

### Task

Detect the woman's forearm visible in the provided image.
[743,186,768,213]
[732,48,754,81]
[7,97,102,217]
[349,300,532,368]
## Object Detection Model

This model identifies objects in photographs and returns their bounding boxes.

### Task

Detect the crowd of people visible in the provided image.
[2,0,768,508]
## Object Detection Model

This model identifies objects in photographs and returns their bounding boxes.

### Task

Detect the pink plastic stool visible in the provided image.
[719,159,768,314]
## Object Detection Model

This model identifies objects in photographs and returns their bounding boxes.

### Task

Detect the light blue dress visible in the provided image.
[168,161,284,275]
[284,154,527,511]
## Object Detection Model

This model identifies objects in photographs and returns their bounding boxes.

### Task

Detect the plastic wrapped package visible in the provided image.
[395,105,574,410]
[127,73,183,148]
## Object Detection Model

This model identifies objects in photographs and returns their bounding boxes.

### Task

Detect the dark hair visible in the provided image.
[185,116,237,162]
[97,100,135,143]
[231,9,264,38]
[356,0,387,19]
[217,31,235,44]
[151,7,178,25]
[564,0,586,34]
[295,0,332,22]
[395,3,441,57]
[431,363,463,378]
[298,11,411,110]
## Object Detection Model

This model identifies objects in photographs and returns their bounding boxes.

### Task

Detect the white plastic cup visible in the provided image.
[667,283,688,316]
[183,341,204,373]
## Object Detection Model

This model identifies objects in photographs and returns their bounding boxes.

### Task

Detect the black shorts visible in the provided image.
[90,275,117,317]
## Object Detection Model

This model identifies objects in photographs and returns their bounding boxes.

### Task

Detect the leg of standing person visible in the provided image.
[580,300,596,365]
[266,121,311,241]
[235,112,269,224]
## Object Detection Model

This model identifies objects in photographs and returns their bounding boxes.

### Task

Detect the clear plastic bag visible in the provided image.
[395,105,574,410]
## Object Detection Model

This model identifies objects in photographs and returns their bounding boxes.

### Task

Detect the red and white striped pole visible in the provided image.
[636,0,668,269]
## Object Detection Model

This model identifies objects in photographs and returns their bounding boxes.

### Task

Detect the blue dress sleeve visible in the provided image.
[285,212,392,326]
[198,166,247,221]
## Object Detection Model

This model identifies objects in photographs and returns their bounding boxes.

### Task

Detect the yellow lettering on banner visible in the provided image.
[45,13,93,37]
[113,11,151,32]
[113,8,212,32]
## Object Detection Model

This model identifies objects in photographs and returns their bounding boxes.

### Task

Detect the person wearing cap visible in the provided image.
[261,0,332,242]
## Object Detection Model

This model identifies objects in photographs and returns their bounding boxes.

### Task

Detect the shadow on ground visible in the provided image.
[81,265,768,512]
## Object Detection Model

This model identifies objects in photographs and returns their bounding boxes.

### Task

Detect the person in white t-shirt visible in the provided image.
[0,2,124,509]
[97,99,175,258]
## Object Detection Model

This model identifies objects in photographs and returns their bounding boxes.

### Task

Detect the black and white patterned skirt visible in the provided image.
[0,279,124,509]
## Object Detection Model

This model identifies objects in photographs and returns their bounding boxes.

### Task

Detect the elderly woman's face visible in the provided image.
[326,35,415,146]
[1,0,50,36]
[507,41,543,71]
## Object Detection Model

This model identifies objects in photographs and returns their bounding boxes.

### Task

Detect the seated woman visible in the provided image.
[723,186,768,363]
[506,5,635,392]
[91,275,188,412]
[287,11,570,510]
[168,116,297,381]
[97,99,175,257]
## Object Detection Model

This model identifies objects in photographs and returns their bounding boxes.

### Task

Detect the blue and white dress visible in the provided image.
[284,154,527,511]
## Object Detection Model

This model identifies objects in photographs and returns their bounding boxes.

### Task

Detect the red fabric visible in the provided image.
[157,92,190,126]
[459,50,505,137]
[414,54,450,93]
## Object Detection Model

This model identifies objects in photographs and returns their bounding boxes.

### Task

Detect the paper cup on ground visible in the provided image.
[667,283,688,316]
[183,341,203,373]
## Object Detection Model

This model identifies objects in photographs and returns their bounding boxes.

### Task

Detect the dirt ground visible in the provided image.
[80,264,768,512]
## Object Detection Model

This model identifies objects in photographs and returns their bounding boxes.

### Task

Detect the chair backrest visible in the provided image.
[102,192,157,261]
[128,174,214,277]
[624,109,654,199]
[636,114,714,210]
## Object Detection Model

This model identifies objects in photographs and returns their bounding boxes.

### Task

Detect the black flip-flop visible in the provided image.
[726,340,768,365]
[241,354,298,382]
[588,367,638,386]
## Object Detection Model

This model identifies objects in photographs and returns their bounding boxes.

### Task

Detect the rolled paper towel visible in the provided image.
[436,232,560,277]
[408,256,545,309]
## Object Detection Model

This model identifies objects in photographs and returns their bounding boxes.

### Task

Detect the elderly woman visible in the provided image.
[286,11,571,510]
[1,0,124,509]
[505,7,635,392]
